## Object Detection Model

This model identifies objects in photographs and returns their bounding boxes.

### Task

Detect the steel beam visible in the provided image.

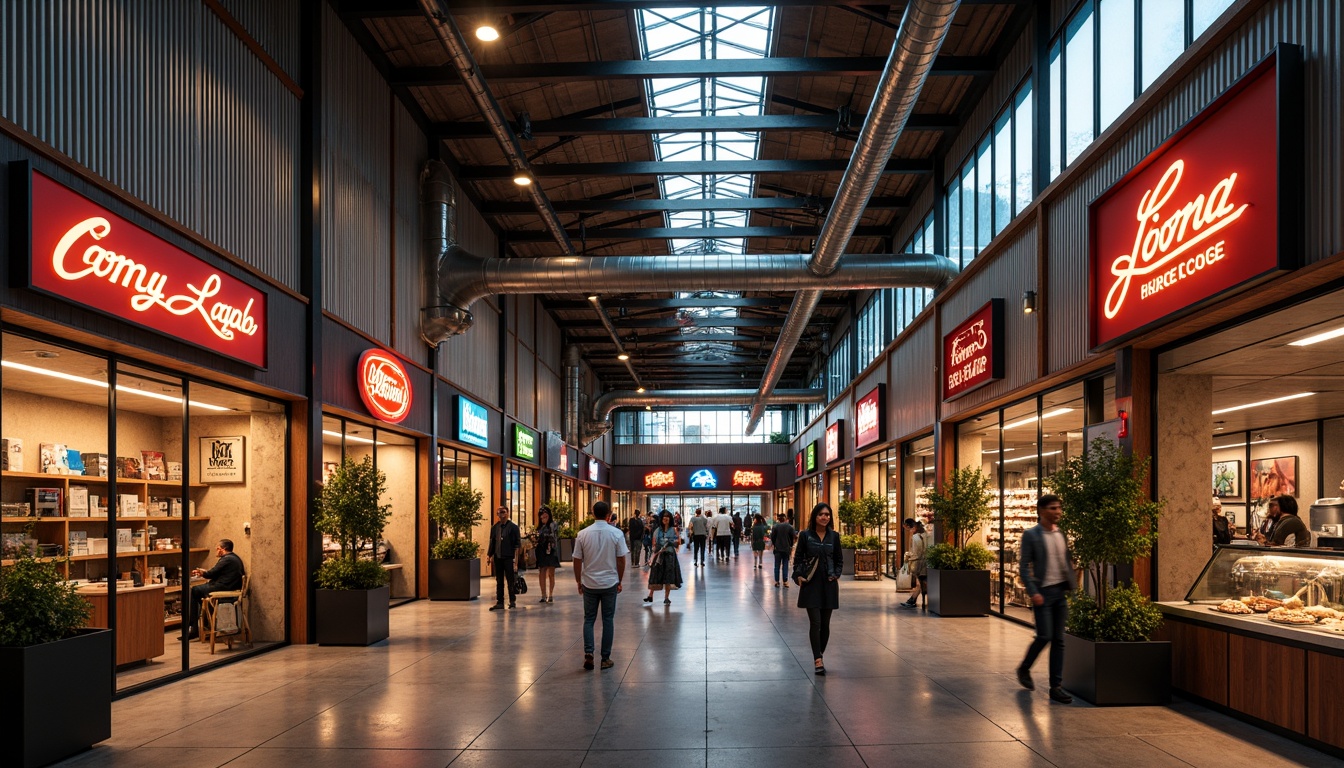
[481,196,906,214]
[505,224,887,241]
[460,158,932,179]
[434,112,957,139]
[338,0,1017,15]
[549,297,847,309]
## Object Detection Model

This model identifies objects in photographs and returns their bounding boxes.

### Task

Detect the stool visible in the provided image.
[201,574,252,654]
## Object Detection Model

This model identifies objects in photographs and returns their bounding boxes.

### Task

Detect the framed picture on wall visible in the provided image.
[1250,456,1298,499]
[199,436,246,484]
[1212,460,1240,498]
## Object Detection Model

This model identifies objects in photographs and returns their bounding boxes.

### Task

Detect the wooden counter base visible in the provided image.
[79,584,166,666]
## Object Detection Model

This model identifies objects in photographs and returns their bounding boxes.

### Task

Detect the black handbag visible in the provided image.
[514,574,528,594]
[792,553,820,585]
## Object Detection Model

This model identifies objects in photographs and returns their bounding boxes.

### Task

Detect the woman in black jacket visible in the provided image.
[794,502,843,675]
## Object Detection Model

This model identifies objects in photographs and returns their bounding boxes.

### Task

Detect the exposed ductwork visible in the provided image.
[564,346,583,445]
[746,0,962,433]
[420,160,459,347]
[436,250,957,333]
[580,388,827,446]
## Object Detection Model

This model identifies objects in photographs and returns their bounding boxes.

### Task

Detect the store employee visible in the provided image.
[1254,495,1311,548]
[188,539,246,639]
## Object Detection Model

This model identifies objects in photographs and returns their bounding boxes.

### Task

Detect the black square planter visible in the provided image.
[316,586,391,646]
[841,547,855,576]
[1063,633,1172,705]
[559,538,574,562]
[928,569,990,617]
[0,628,113,768]
[428,558,481,601]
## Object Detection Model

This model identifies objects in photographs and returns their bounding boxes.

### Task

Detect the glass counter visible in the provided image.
[1179,545,1344,638]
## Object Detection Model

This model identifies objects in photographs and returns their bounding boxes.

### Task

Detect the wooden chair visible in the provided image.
[201,574,252,654]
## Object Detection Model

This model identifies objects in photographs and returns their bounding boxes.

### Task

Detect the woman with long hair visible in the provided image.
[794,502,843,675]
[899,518,929,610]
[644,510,684,605]
[750,513,768,569]
[532,507,560,603]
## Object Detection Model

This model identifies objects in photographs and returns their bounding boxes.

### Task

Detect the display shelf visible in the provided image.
[1,470,203,488]
[2,515,70,522]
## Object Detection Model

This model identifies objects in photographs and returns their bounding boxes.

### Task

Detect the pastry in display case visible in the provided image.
[1183,545,1344,635]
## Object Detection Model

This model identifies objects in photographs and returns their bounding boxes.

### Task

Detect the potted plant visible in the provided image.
[548,499,576,562]
[1048,437,1169,705]
[923,465,995,616]
[428,480,484,601]
[0,547,112,767]
[313,455,393,646]
[838,492,881,575]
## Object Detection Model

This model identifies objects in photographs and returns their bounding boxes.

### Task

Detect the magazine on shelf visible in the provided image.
[141,451,166,481]
[2,437,23,472]
[116,456,142,479]
[40,443,69,474]
[81,453,108,477]
[67,485,90,517]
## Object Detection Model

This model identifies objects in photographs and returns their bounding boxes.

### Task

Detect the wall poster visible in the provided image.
[200,436,245,484]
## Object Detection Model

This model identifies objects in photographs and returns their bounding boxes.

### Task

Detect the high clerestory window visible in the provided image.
[614,408,787,444]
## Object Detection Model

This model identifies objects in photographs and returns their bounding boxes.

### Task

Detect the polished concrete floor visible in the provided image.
[59,551,1341,767]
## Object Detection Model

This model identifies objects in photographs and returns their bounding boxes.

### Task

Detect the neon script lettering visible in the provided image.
[948,319,987,366]
[53,217,259,341]
[857,398,878,435]
[364,360,409,407]
[733,470,763,487]
[1103,159,1247,320]
[644,471,675,488]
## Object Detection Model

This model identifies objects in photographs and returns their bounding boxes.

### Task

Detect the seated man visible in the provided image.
[188,538,246,639]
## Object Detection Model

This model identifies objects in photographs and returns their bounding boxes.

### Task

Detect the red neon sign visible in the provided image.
[732,470,764,488]
[825,421,843,463]
[644,470,675,489]
[855,385,885,449]
[943,300,1004,400]
[357,349,412,423]
[795,452,804,478]
[1090,61,1289,349]
[25,169,268,367]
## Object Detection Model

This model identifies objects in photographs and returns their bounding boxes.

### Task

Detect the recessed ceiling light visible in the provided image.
[1,360,229,411]
[1003,408,1073,431]
[1211,392,1314,415]
[1288,325,1344,347]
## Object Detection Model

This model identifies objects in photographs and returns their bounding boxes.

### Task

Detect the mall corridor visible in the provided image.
[58,554,1337,768]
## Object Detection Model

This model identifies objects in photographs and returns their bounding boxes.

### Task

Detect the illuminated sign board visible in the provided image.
[512,424,537,462]
[795,451,804,478]
[644,470,675,489]
[21,166,268,368]
[855,384,885,449]
[689,469,718,489]
[1090,52,1300,350]
[805,442,817,473]
[588,458,600,482]
[357,349,413,424]
[732,470,764,488]
[825,421,844,463]
[942,300,1004,401]
[456,396,490,448]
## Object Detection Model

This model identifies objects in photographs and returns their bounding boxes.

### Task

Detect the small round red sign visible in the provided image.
[357,349,412,424]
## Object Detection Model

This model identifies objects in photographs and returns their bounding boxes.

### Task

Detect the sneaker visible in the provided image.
[783,582,789,588]
[899,601,917,609]
[600,658,614,670]
[539,597,548,603]
[774,581,780,587]
[489,603,504,611]
[509,602,516,609]
[1049,687,1073,704]
[1015,667,1034,690]
[583,654,594,670]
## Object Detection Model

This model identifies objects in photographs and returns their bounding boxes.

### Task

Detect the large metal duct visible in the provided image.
[564,346,583,445]
[435,250,957,334]
[745,0,961,433]
[420,160,458,346]
[591,389,826,427]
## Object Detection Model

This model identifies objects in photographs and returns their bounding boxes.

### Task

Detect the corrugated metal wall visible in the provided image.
[218,0,300,82]
[321,3,391,338]
[392,101,429,360]
[537,305,563,374]
[536,366,560,433]
[514,294,536,351]
[887,319,937,441]
[440,299,501,407]
[940,223,1040,419]
[0,1,301,288]
[513,342,536,426]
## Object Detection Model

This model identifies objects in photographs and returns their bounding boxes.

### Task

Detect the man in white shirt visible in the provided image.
[712,507,733,562]
[1015,494,1077,704]
[572,500,628,670]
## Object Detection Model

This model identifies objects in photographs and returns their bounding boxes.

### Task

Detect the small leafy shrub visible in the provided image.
[430,480,484,540]
[0,552,92,647]
[548,500,575,530]
[557,526,577,539]
[840,534,861,550]
[315,557,389,591]
[577,517,596,532]
[432,537,480,560]
[1066,582,1163,642]
[926,541,993,570]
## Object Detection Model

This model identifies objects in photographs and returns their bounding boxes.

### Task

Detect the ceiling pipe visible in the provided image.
[434,250,956,333]
[587,296,643,389]
[420,160,459,347]
[745,0,961,434]
[580,388,827,445]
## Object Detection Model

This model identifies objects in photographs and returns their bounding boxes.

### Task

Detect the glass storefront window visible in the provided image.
[903,437,935,577]
[505,463,535,529]
[1,332,287,692]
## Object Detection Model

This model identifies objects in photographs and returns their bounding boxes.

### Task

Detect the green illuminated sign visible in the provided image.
[513,424,537,461]
[805,442,817,473]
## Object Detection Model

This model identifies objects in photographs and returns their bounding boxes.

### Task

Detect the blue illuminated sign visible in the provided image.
[689,468,718,489]
[457,396,490,448]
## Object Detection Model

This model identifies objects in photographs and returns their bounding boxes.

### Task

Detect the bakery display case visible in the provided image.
[1182,545,1344,635]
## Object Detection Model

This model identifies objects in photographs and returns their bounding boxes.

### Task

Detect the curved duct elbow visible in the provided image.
[421,161,471,344]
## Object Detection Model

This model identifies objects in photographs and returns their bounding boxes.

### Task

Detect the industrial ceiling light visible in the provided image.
[1211,392,1315,415]
[636,387,646,393]
[512,173,532,186]
[1288,324,1344,347]
[1023,290,1037,314]
[617,353,630,361]
[475,23,500,42]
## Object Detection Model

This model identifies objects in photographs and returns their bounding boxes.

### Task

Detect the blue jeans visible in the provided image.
[1020,583,1070,688]
[582,585,620,659]
[773,550,791,582]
